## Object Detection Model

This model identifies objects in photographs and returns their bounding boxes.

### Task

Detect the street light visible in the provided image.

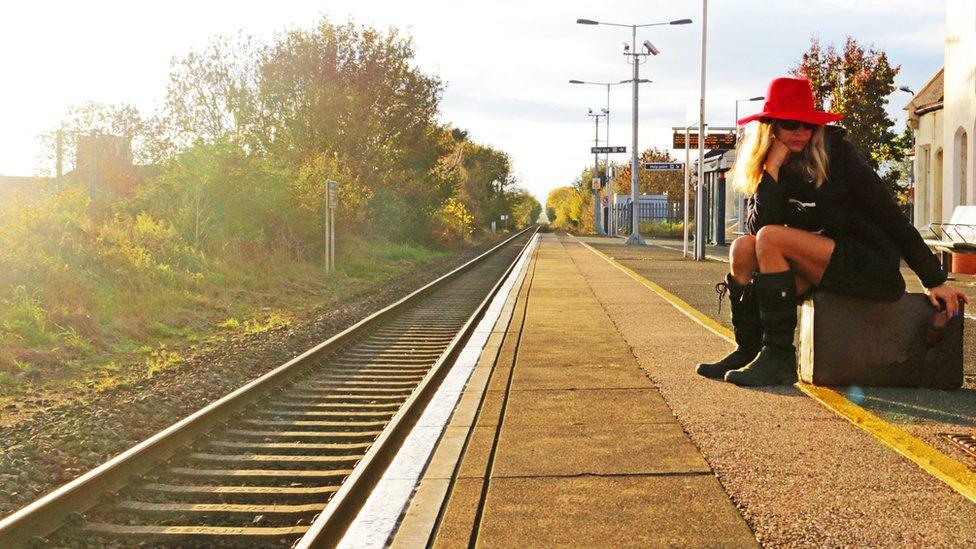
[734,95,764,234]
[570,78,650,235]
[576,16,692,245]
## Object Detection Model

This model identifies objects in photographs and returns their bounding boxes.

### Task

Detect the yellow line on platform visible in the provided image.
[580,240,976,505]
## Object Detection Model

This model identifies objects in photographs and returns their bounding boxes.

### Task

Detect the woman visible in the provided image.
[697,77,968,386]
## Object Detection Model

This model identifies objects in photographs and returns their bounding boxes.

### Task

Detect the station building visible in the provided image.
[906,0,976,231]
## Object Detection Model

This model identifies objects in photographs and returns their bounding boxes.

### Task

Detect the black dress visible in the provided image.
[745,126,946,302]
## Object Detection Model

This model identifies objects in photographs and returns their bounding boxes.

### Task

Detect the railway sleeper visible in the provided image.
[187,453,360,468]
[265,399,402,410]
[223,428,382,441]
[258,409,395,419]
[274,392,409,402]
[77,522,308,544]
[164,467,352,485]
[208,440,372,454]
[303,378,422,388]
[316,365,431,374]
[287,387,416,397]
[238,418,388,429]
[132,483,338,504]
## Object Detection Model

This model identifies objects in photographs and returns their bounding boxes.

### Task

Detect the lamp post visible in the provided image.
[570,78,649,235]
[577,17,692,245]
[734,95,764,234]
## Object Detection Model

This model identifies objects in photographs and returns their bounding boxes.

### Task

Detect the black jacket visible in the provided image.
[746,126,946,288]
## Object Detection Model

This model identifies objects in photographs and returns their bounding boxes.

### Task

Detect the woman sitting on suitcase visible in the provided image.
[697,77,968,386]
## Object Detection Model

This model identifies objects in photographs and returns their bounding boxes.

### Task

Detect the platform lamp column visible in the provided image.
[604,84,611,235]
[694,0,708,261]
[575,16,693,246]
[734,95,764,235]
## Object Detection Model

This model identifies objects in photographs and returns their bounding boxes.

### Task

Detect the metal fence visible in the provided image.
[613,199,688,235]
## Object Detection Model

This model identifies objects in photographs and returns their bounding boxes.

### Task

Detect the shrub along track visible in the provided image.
[0,228,535,546]
[0,234,521,534]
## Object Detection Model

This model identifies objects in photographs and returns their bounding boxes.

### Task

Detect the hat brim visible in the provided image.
[737,110,843,126]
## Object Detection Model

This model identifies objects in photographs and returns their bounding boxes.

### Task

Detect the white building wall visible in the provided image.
[913,109,944,228]
[942,0,976,218]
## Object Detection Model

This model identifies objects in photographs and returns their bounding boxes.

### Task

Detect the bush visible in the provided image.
[637,220,693,238]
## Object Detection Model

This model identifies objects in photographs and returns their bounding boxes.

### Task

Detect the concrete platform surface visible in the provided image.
[396,234,756,548]
[393,234,976,548]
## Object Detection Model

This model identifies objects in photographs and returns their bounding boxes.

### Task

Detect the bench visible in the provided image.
[798,292,964,389]
[924,205,976,272]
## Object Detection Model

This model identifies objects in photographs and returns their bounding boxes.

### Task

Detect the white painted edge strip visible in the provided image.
[336,234,539,549]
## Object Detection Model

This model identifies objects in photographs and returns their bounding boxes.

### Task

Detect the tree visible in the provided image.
[507,189,542,229]
[546,186,585,229]
[791,36,907,193]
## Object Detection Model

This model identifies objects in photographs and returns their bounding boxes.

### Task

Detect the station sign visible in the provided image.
[591,146,627,154]
[643,162,684,171]
[327,180,338,209]
[672,132,736,150]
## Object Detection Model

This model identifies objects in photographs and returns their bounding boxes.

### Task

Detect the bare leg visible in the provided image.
[731,232,819,293]
[755,225,835,285]
[729,236,758,285]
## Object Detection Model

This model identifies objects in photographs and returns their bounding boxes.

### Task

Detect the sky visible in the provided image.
[0,1,946,205]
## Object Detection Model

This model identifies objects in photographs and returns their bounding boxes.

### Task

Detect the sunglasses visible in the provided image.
[769,119,819,131]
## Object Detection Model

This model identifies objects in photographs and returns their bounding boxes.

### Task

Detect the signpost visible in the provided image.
[591,146,627,154]
[643,162,684,171]
[326,180,338,275]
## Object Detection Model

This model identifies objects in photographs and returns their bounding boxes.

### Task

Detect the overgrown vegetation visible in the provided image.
[1,17,541,396]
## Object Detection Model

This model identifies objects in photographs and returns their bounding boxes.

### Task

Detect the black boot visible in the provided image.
[696,274,762,379]
[724,270,799,386]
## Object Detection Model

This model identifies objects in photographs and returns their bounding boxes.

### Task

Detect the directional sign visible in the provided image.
[591,146,627,154]
[327,180,338,209]
[644,162,684,171]
[672,132,737,150]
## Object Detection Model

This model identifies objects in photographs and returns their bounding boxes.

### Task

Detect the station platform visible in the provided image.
[391,233,976,547]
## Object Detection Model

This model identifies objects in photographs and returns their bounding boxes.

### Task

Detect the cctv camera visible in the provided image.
[643,40,660,55]
[622,42,631,52]
[588,108,593,114]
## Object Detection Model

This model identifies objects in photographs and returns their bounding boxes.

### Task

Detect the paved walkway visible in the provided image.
[393,234,976,547]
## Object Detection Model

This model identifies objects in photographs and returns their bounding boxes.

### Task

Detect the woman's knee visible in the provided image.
[754,225,786,256]
[729,236,758,282]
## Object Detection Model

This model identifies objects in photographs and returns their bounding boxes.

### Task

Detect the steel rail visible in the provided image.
[296,228,537,547]
[0,227,535,548]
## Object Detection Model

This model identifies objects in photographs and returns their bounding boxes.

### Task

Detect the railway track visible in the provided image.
[0,228,537,548]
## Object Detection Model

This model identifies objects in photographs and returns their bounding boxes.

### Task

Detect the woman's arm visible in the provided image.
[840,140,947,288]
[745,138,791,235]
[745,172,787,234]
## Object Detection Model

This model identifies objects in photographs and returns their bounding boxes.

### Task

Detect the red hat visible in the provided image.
[737,77,843,126]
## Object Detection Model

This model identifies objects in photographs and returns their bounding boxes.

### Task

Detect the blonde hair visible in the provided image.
[730,120,829,195]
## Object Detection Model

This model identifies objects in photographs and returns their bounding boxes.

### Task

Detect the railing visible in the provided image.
[614,199,688,235]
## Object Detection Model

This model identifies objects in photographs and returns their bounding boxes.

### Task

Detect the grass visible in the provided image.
[638,220,693,238]
[0,216,449,402]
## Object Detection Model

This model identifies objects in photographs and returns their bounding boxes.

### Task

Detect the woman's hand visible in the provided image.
[925,284,970,320]
[763,136,791,181]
